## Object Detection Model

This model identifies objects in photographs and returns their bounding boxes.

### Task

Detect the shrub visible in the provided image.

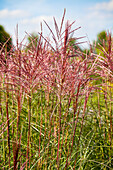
[0,10,113,169]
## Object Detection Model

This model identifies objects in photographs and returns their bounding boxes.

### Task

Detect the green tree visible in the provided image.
[0,25,12,52]
[94,30,108,54]
[26,32,39,50]
[68,37,83,51]
[97,31,107,46]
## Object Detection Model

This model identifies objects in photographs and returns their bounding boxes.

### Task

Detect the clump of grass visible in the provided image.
[0,9,113,169]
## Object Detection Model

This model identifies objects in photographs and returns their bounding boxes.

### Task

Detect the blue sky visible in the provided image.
[0,0,113,48]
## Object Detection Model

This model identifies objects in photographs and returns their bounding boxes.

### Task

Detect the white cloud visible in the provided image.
[93,0,113,11]
[21,15,53,24]
[88,0,113,23]
[20,15,54,36]
[0,9,29,19]
[87,10,113,19]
